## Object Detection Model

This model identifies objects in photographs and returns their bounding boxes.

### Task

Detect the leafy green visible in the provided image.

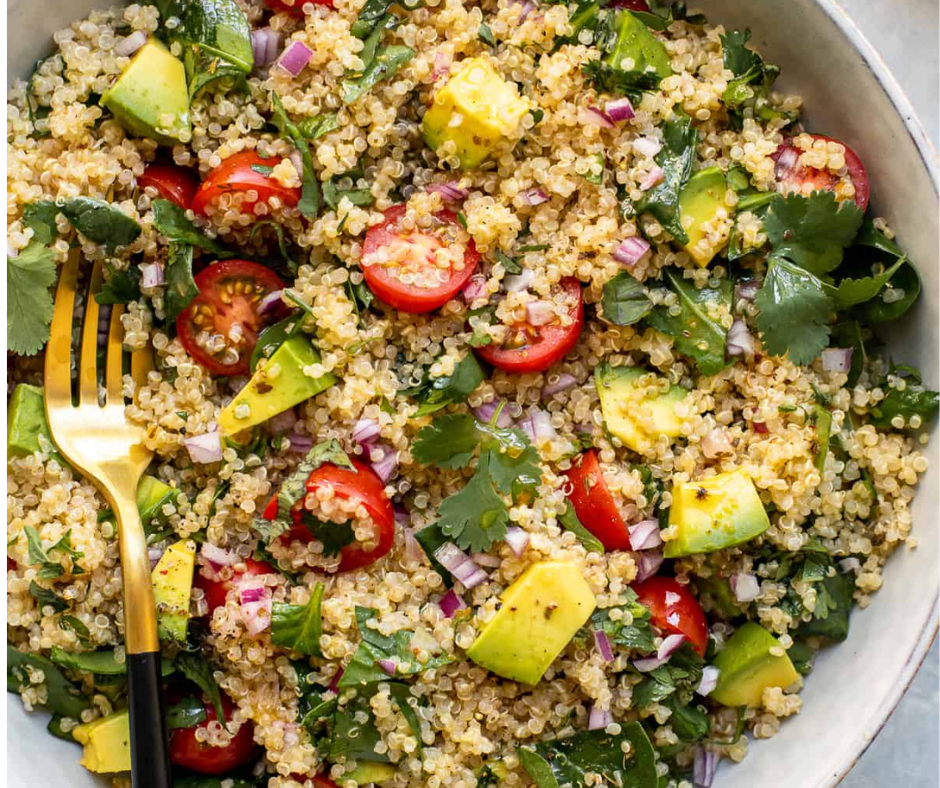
[600,272,652,326]
[494,250,522,274]
[95,262,142,305]
[869,366,939,429]
[29,582,68,613]
[57,197,141,250]
[720,29,782,122]
[754,257,834,365]
[787,640,815,676]
[436,465,511,553]
[827,256,907,309]
[249,314,304,373]
[328,692,391,763]
[152,199,231,256]
[46,714,77,742]
[270,92,321,219]
[518,722,658,788]
[342,45,415,104]
[298,112,341,140]
[405,354,485,416]
[764,191,864,276]
[631,645,703,709]
[558,502,604,554]
[299,513,355,557]
[844,219,921,323]
[164,241,200,323]
[413,523,454,586]
[7,645,89,718]
[322,175,375,211]
[644,268,731,375]
[249,220,299,273]
[176,651,226,725]
[798,571,854,642]
[663,695,710,741]
[271,583,326,656]
[59,616,93,644]
[582,9,671,99]
[167,695,208,729]
[478,23,497,46]
[23,525,83,580]
[830,321,866,387]
[50,646,174,676]
[388,682,424,752]
[7,241,56,356]
[411,412,481,468]
[22,201,59,244]
[636,112,698,243]
[632,1,707,31]
[586,588,655,651]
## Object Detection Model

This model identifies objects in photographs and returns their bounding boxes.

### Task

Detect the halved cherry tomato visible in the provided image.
[264,0,333,15]
[609,0,649,9]
[169,694,259,775]
[7,558,16,571]
[139,163,199,210]
[633,576,709,656]
[191,151,301,217]
[771,133,869,211]
[264,459,395,572]
[177,260,284,377]
[194,558,276,616]
[564,450,631,552]
[360,204,480,313]
[312,776,340,788]
[475,277,584,374]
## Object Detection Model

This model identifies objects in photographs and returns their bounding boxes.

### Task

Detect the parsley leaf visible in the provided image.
[7,241,56,356]
[600,271,652,326]
[176,651,227,725]
[558,502,605,554]
[754,257,834,365]
[271,582,326,656]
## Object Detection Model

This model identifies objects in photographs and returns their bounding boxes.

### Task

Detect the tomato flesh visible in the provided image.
[361,204,480,313]
[177,259,284,377]
[169,694,259,775]
[772,133,870,211]
[475,278,584,373]
[609,0,649,9]
[194,558,276,616]
[139,163,199,210]
[564,450,631,552]
[633,576,709,656]
[264,0,333,15]
[191,151,301,217]
[265,459,395,572]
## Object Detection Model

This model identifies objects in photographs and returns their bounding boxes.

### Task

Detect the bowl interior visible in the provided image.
[6,1,938,787]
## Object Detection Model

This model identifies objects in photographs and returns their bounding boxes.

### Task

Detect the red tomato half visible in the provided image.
[139,163,199,210]
[609,0,649,9]
[264,459,395,572]
[633,576,709,656]
[475,278,584,374]
[169,694,259,775]
[176,260,284,377]
[360,204,480,313]
[564,450,631,552]
[771,133,870,211]
[264,0,333,15]
[194,558,276,616]
[191,151,301,217]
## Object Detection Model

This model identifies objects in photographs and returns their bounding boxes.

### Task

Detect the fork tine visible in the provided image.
[131,345,154,391]
[79,260,104,405]
[44,248,81,409]
[105,302,126,404]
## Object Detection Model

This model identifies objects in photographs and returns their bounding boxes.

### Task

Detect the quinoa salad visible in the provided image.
[6,0,938,786]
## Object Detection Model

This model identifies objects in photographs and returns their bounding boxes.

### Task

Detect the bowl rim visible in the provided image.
[814,2,939,786]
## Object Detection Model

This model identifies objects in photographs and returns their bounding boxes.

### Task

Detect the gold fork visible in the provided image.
[44,249,172,788]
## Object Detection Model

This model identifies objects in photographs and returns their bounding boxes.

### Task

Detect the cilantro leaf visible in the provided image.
[558,502,605,554]
[95,262,141,305]
[176,651,227,725]
[764,191,864,276]
[410,354,485,417]
[411,413,480,468]
[478,22,496,46]
[7,241,56,356]
[827,256,907,309]
[271,582,325,656]
[754,257,834,365]
[436,465,510,552]
[600,271,652,326]
[57,197,141,251]
[475,422,542,496]
[22,201,59,244]
[587,588,654,651]
[663,695,710,741]
[721,28,763,76]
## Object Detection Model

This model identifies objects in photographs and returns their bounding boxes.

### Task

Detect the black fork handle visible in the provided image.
[127,651,172,788]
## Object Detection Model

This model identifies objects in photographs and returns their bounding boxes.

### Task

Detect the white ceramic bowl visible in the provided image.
[7,1,938,786]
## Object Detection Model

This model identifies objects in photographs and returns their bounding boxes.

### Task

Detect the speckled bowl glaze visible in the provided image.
[7,0,938,786]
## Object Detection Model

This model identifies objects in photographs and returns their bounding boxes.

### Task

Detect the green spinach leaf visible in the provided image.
[600,271,652,326]
[271,583,326,656]
[636,112,697,243]
[558,501,605,554]
[152,199,231,256]
[176,651,226,725]
[342,45,415,105]
[164,241,200,323]
[96,262,142,305]
[7,645,89,718]
[57,197,141,250]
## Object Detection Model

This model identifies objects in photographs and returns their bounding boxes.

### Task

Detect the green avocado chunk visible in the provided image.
[151,540,196,642]
[218,335,338,436]
[135,475,177,529]
[343,763,397,785]
[678,166,732,267]
[72,709,131,773]
[101,39,191,144]
[665,468,770,557]
[710,622,800,708]
[7,383,65,464]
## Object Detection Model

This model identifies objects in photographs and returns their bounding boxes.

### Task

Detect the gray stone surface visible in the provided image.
[835,2,938,786]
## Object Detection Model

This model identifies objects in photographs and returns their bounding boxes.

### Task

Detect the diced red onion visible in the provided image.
[503,268,534,292]
[148,547,165,569]
[593,629,614,663]
[517,408,556,444]
[251,27,283,68]
[352,418,381,446]
[516,0,535,22]
[433,542,489,589]
[639,166,664,191]
[735,279,759,303]
[542,373,578,399]
[633,633,686,672]
[115,30,148,57]
[277,40,313,76]
[471,552,501,568]
[377,658,398,677]
[821,347,853,373]
[752,421,769,435]
[588,707,613,730]
[473,399,512,428]
[693,748,717,788]
[578,105,614,129]
[526,300,555,326]
[438,589,467,618]
[628,519,662,551]
[612,237,650,267]
[289,148,304,176]
[237,578,271,636]
[839,557,861,573]
[462,274,488,302]
[286,432,314,453]
[773,145,800,179]
[369,444,399,483]
[268,408,297,435]
[604,98,635,123]
[726,318,755,357]
[634,549,663,583]
[393,503,410,526]
[633,136,662,158]
[520,187,549,206]
[504,526,530,557]
[328,668,343,693]
[258,290,285,317]
[696,665,720,697]
[402,526,426,565]
[139,262,165,289]
[432,51,451,81]
[730,572,760,603]
[185,431,222,464]
[200,542,237,572]
[426,182,468,202]
[240,586,266,604]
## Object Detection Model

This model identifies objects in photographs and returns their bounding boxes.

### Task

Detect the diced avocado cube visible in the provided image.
[422,57,531,170]
[101,39,191,144]
[710,622,800,708]
[678,167,732,268]
[218,336,338,436]
[72,709,131,773]
[595,363,688,453]
[811,405,832,473]
[344,763,397,785]
[466,561,596,685]
[151,539,196,642]
[7,383,63,463]
[665,468,770,557]
[135,475,177,529]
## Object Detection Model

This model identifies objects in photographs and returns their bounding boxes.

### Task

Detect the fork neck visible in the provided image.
[112,495,161,655]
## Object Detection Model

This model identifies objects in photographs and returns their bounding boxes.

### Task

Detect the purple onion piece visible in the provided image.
[696,665,720,697]
[726,318,755,358]
[735,278,759,303]
[593,628,614,662]
[140,262,165,289]
[377,658,398,677]
[520,187,549,206]
[462,274,488,302]
[426,182,468,202]
[438,589,467,618]
[470,551,501,568]
[185,431,223,464]
[542,373,579,399]
[200,542,237,570]
[286,432,314,453]
[730,572,760,603]
[267,408,297,435]
[433,542,489,589]
[258,290,286,317]
[328,667,344,693]
[657,633,686,660]
[251,27,283,67]
[612,237,651,267]
[628,519,662,551]
[503,526,530,557]
[277,40,314,76]
[821,347,853,373]
[352,417,381,445]
[587,707,613,730]
[634,549,663,583]
[604,98,635,122]
[693,748,717,788]
[578,105,614,129]
[370,445,398,484]
[115,30,148,57]
[472,399,512,428]
[639,166,665,191]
